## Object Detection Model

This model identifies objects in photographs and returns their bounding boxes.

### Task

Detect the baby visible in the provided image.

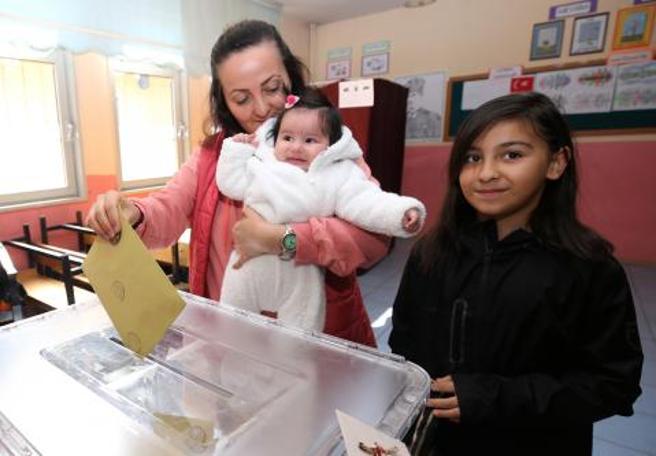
[216,88,426,330]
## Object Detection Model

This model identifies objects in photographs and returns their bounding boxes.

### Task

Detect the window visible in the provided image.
[111,61,188,190]
[0,51,82,208]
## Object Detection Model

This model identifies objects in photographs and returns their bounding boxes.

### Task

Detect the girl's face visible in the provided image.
[274,108,329,171]
[458,119,567,237]
[216,41,291,134]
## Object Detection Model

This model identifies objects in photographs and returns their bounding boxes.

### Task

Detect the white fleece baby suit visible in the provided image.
[216,118,426,330]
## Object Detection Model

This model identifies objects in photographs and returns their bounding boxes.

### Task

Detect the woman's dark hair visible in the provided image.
[206,19,308,138]
[417,92,613,272]
[269,87,343,145]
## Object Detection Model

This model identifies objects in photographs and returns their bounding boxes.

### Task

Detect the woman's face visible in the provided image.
[216,41,291,134]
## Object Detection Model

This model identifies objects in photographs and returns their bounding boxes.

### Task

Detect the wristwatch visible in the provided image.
[279,224,297,261]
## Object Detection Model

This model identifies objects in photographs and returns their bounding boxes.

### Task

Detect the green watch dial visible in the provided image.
[282,233,297,251]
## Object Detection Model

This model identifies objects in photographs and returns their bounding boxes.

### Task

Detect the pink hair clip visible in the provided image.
[284,94,300,109]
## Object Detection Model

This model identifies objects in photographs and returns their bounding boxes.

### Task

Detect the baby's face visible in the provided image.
[274,108,329,171]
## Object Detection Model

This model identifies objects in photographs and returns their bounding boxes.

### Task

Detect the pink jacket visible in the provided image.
[133,133,387,346]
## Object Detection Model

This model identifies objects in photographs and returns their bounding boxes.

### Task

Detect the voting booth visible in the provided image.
[0,292,429,455]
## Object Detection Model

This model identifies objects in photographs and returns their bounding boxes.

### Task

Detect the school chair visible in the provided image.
[3,225,95,312]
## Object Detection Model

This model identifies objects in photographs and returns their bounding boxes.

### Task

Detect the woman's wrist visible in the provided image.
[266,223,286,254]
[123,200,143,227]
[131,207,144,228]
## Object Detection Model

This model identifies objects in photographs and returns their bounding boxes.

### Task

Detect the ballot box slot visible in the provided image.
[109,336,234,398]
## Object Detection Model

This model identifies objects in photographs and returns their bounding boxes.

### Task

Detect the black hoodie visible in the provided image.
[389,221,643,456]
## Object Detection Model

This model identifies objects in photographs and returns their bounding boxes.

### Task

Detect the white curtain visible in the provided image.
[0,0,281,75]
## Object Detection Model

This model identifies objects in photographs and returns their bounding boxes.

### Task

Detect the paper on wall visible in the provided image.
[534,65,616,114]
[461,78,511,110]
[339,79,374,108]
[612,62,656,111]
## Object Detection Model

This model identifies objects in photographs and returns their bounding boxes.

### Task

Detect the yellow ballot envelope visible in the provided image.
[82,218,185,357]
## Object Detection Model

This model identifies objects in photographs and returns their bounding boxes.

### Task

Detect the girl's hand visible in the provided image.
[232,207,285,269]
[427,375,461,423]
[402,208,421,233]
[85,191,141,243]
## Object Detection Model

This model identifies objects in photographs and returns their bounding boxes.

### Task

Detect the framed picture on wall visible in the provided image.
[326,59,351,81]
[361,53,389,76]
[530,20,565,60]
[612,5,655,51]
[394,72,446,143]
[570,12,609,55]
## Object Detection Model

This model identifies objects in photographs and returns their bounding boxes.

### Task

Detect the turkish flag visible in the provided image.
[510,76,534,93]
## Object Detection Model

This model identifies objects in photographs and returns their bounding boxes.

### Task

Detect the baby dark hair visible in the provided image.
[270,87,343,145]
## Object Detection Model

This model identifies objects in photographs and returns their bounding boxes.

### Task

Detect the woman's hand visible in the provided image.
[427,375,461,423]
[231,133,259,147]
[85,190,141,243]
[232,207,285,269]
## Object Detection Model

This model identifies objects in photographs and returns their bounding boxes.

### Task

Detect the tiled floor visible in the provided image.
[360,239,656,456]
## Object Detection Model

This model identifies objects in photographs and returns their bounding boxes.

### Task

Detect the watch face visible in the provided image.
[282,233,297,251]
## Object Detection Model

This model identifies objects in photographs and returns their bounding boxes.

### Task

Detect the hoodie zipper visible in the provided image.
[448,298,468,370]
[481,233,493,298]
[447,235,492,371]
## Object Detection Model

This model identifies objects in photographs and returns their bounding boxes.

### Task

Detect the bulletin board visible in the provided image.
[444,59,656,140]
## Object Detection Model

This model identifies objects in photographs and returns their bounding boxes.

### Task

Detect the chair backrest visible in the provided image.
[0,255,27,308]
[0,242,17,278]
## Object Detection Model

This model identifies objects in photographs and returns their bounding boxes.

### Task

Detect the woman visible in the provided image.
[86,20,388,346]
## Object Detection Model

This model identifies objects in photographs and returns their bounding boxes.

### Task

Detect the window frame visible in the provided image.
[109,59,189,191]
[0,50,85,210]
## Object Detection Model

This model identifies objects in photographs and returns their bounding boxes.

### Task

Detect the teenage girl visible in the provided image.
[389,92,643,456]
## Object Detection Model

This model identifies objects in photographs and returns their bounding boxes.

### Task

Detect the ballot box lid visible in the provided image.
[0,292,429,455]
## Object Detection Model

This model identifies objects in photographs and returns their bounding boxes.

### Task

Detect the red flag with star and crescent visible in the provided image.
[510,76,535,93]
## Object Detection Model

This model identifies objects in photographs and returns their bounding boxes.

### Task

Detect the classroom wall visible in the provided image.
[188,76,211,149]
[312,0,656,264]
[280,15,312,69]
[313,0,653,81]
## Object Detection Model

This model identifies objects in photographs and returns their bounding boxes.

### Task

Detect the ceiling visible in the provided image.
[267,0,408,25]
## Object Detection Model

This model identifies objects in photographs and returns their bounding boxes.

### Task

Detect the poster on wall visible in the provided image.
[326,59,351,80]
[361,53,389,76]
[395,72,446,143]
[461,78,511,110]
[530,20,565,60]
[570,12,609,55]
[325,47,352,80]
[534,65,616,114]
[612,4,655,50]
[612,61,656,111]
[361,40,390,77]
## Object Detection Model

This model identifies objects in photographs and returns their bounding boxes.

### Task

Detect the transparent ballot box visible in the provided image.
[0,293,429,455]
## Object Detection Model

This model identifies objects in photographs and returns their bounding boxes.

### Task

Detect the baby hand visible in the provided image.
[402,208,422,234]
[232,133,259,147]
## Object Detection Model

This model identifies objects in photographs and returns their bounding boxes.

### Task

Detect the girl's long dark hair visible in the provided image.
[205,19,308,139]
[417,92,613,273]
